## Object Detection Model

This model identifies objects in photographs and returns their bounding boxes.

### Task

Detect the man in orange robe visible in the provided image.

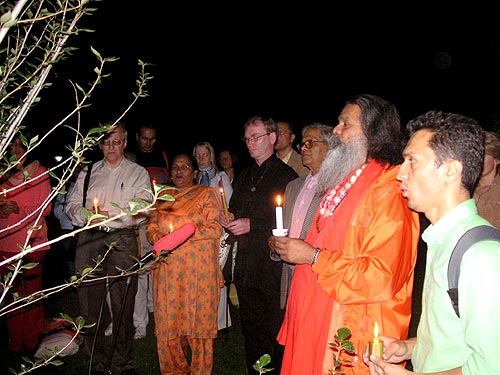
[270,94,420,375]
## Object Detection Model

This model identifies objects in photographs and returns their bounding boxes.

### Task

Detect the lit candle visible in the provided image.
[93,197,99,215]
[169,223,173,233]
[369,321,384,358]
[275,195,283,230]
[1,188,6,199]
[151,177,158,185]
[219,180,230,223]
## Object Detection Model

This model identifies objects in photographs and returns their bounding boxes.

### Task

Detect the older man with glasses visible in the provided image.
[65,121,151,375]
[269,123,336,310]
[223,116,298,375]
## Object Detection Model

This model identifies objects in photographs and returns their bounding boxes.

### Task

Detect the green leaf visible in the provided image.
[0,11,12,24]
[158,194,175,201]
[336,327,351,341]
[341,341,356,354]
[259,354,271,367]
[21,262,39,270]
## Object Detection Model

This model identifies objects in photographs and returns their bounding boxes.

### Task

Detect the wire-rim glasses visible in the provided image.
[242,133,270,144]
[300,140,324,149]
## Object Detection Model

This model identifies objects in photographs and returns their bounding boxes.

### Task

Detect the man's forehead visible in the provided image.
[246,123,264,133]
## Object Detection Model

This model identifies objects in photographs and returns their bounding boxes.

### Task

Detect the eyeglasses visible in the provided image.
[101,139,125,147]
[171,165,192,172]
[300,140,324,149]
[242,133,270,144]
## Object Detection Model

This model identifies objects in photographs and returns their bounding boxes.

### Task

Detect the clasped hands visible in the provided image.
[219,211,250,236]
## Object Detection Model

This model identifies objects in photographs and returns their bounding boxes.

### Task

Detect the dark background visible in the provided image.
[30,4,500,168]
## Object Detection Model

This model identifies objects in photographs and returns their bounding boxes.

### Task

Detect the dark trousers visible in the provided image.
[75,229,138,372]
[235,284,285,375]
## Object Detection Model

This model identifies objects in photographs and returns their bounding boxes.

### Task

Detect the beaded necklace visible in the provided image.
[316,163,367,232]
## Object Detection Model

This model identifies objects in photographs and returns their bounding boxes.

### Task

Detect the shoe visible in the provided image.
[134,325,147,340]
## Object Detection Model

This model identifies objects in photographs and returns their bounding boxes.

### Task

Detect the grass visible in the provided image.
[0,286,247,375]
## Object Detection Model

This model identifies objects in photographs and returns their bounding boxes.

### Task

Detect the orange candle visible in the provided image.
[369,321,384,358]
[219,180,230,223]
[93,197,99,215]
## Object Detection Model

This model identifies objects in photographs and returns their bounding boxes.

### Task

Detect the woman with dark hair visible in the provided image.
[0,134,52,352]
[218,149,240,184]
[147,153,224,374]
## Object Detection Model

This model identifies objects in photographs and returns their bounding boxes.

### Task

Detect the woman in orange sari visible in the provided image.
[0,135,52,352]
[146,153,223,375]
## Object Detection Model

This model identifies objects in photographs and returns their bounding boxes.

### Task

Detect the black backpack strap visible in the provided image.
[82,162,94,206]
[447,225,500,317]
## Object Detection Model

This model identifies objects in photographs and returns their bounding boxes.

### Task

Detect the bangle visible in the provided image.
[311,248,321,265]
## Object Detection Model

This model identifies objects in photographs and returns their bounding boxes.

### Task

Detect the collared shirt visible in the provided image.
[289,172,317,238]
[278,149,293,164]
[65,158,152,230]
[413,199,500,374]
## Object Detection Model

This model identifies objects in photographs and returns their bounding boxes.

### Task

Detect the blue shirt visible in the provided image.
[412,199,500,374]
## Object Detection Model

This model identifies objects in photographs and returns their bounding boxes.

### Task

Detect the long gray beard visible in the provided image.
[316,134,368,196]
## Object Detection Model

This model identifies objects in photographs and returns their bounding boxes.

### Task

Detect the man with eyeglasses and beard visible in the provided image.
[65,121,151,375]
[221,116,298,375]
[269,95,420,375]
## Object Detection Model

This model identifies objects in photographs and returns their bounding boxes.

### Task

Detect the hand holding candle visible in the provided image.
[93,197,100,215]
[219,180,230,223]
[369,321,384,359]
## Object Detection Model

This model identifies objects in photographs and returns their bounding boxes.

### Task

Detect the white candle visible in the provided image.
[276,195,283,230]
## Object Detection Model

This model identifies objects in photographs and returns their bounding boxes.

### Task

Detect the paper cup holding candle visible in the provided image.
[271,195,288,261]
[369,321,384,359]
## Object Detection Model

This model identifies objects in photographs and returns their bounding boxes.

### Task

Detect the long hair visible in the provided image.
[346,94,404,165]
[193,141,220,173]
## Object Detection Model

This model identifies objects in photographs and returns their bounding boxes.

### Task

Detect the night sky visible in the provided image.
[32,4,500,167]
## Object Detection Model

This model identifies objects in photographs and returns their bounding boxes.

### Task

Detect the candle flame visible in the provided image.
[277,195,282,206]
[169,223,173,233]
[93,197,98,205]
[219,187,224,194]
[374,322,380,338]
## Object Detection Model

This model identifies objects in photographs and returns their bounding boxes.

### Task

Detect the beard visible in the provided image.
[316,133,368,196]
